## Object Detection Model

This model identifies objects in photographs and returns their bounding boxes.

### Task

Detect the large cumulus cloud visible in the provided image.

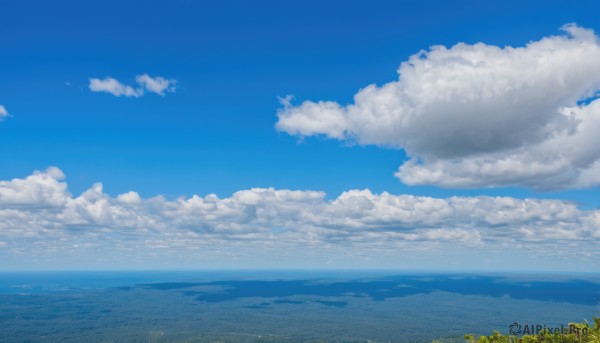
[1,168,598,265]
[276,24,600,190]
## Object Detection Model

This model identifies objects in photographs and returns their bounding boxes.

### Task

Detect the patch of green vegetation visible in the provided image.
[460,317,600,343]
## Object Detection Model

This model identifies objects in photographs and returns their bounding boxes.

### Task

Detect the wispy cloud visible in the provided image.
[1,168,598,267]
[89,74,176,97]
[0,105,8,121]
[89,77,144,97]
[135,74,176,96]
[276,24,600,190]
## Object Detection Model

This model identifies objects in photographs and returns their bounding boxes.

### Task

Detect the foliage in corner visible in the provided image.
[461,317,600,343]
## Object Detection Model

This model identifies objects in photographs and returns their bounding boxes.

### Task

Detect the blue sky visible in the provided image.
[1,0,600,270]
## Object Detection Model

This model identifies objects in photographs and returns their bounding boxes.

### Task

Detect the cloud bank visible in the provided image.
[1,168,598,267]
[89,74,176,97]
[276,24,600,190]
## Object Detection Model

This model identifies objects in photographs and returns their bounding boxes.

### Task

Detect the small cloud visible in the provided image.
[136,74,176,96]
[278,95,294,108]
[89,74,177,97]
[89,77,143,97]
[117,191,142,205]
[0,105,8,120]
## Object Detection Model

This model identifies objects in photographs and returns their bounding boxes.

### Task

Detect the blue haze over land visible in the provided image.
[0,271,599,342]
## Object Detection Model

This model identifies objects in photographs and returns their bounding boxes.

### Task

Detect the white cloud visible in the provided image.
[0,105,8,120]
[276,24,600,190]
[89,77,144,97]
[116,191,142,205]
[135,74,176,96]
[397,98,600,189]
[0,168,598,267]
[0,167,68,208]
[89,74,176,97]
